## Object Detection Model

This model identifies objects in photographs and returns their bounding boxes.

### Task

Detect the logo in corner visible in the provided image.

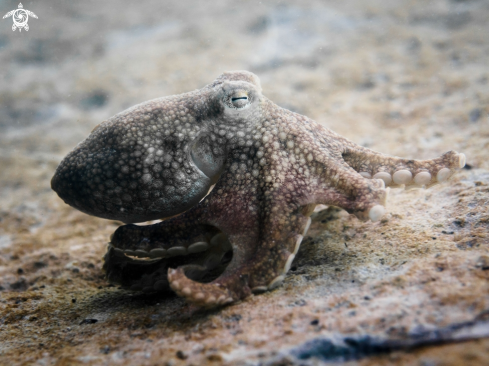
[3,3,38,32]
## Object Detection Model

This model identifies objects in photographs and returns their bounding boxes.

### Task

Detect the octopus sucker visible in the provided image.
[51,70,465,308]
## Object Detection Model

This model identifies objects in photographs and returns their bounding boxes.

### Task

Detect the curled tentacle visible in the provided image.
[109,212,220,259]
[104,225,233,294]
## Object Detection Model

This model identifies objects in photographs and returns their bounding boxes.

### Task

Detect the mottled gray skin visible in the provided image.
[51,71,465,307]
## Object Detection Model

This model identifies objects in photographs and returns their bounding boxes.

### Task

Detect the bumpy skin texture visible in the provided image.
[51,71,466,308]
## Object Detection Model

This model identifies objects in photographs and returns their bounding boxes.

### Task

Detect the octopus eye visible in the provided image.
[226,91,251,109]
[231,96,248,108]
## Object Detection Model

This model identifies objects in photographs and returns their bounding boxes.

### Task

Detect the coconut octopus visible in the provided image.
[51,71,466,308]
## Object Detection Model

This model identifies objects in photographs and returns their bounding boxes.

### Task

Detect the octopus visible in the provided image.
[51,71,466,308]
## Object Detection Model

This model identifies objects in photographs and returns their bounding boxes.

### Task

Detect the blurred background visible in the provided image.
[0,0,488,364]
[2,0,487,243]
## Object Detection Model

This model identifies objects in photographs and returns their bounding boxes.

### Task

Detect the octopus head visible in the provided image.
[51,71,264,224]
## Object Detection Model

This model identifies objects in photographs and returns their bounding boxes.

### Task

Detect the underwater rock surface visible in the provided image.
[1,0,488,365]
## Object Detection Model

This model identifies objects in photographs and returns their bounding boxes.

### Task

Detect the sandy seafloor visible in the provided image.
[0,0,489,365]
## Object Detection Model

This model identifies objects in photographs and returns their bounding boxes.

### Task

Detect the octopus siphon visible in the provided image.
[51,71,466,307]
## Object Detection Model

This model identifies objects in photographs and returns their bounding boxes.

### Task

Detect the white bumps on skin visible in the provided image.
[150,248,166,257]
[414,171,431,185]
[134,249,149,258]
[167,246,187,256]
[210,233,227,247]
[268,275,285,290]
[283,254,295,274]
[458,153,466,168]
[393,169,413,184]
[293,235,303,255]
[188,292,233,306]
[251,286,268,294]
[303,217,311,236]
[188,242,209,253]
[373,172,392,185]
[437,168,451,182]
[368,205,385,222]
